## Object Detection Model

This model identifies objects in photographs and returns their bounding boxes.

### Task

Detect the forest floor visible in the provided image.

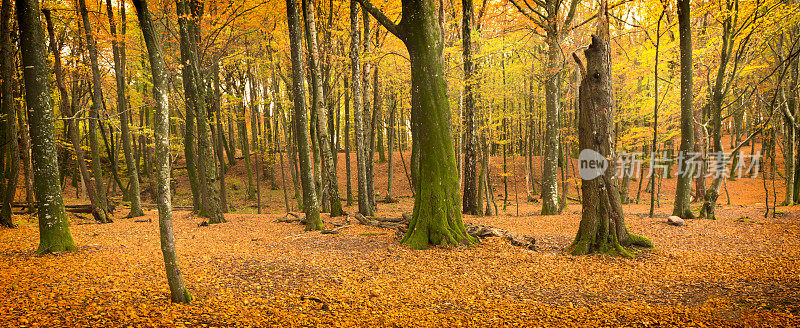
[2,141,800,326]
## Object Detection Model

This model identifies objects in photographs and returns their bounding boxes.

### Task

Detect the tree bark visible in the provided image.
[0,0,19,227]
[345,78,353,205]
[541,32,561,215]
[351,1,372,216]
[303,0,343,217]
[132,0,192,303]
[287,0,322,231]
[385,93,396,202]
[357,0,475,249]
[212,61,229,213]
[569,2,651,256]
[362,8,376,211]
[672,0,696,220]
[461,0,479,215]
[17,0,77,253]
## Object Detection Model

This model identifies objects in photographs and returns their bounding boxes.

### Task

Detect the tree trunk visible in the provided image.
[370,61,380,208]
[17,0,77,253]
[351,1,372,216]
[287,0,322,231]
[302,0,343,217]
[177,0,224,223]
[132,0,192,303]
[226,114,237,164]
[18,100,34,212]
[673,0,696,220]
[461,0,479,215]
[245,62,262,203]
[0,0,19,227]
[700,0,737,220]
[790,31,800,202]
[345,79,353,205]
[781,28,798,205]
[358,0,475,249]
[362,8,376,211]
[212,61,229,213]
[78,0,112,223]
[44,9,107,223]
[106,0,144,217]
[649,8,664,218]
[238,71,255,201]
[385,92,396,202]
[541,32,560,215]
[569,4,651,256]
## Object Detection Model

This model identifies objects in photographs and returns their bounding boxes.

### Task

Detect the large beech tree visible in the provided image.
[17,0,77,253]
[356,0,475,249]
[569,1,651,257]
[132,0,192,303]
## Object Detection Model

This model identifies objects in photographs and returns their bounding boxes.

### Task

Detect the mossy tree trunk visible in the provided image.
[106,0,144,218]
[177,0,224,223]
[287,0,322,231]
[78,0,112,223]
[569,2,651,257]
[672,0,696,220]
[0,0,19,228]
[358,0,475,249]
[132,0,192,303]
[17,0,77,253]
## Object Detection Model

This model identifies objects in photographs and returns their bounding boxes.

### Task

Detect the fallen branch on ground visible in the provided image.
[465,224,536,249]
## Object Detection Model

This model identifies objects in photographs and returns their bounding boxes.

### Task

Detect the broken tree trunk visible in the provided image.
[568,2,652,257]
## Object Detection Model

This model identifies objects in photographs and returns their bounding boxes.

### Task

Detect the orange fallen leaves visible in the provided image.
[2,153,800,326]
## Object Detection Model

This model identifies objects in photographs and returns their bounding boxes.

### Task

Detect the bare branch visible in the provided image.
[353,0,401,38]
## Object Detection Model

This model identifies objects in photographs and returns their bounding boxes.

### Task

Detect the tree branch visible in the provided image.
[508,0,546,30]
[570,0,634,31]
[353,0,401,38]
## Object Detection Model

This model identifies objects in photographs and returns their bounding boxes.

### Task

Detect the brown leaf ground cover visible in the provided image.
[2,149,799,327]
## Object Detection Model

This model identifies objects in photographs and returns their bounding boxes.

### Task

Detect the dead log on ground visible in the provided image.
[465,224,536,249]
